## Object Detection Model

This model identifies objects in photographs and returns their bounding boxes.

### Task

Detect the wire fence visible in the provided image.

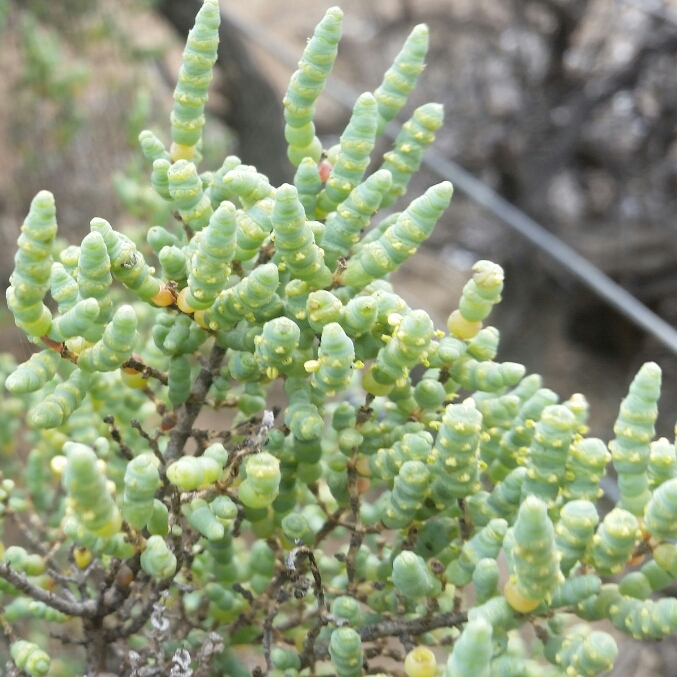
[220,3,677,356]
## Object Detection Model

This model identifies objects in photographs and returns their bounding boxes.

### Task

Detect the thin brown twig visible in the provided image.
[0,563,96,617]
[313,508,347,547]
[165,344,226,461]
[104,577,175,641]
[121,357,169,386]
[263,587,292,671]
[308,610,469,665]
[104,416,134,461]
[130,419,164,461]
[345,448,362,594]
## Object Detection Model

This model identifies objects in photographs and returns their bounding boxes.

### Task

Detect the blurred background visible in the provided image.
[1,0,677,669]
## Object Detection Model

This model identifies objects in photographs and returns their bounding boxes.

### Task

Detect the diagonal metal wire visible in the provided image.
[220,4,677,355]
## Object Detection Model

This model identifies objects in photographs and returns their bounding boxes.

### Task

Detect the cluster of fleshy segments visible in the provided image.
[3,4,677,677]
[609,361,661,515]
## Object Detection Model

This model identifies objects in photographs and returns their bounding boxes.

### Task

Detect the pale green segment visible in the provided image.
[122,453,161,530]
[618,571,652,599]
[168,355,192,407]
[564,392,590,432]
[608,594,677,639]
[430,398,482,502]
[156,314,190,354]
[648,437,677,489]
[151,158,172,200]
[186,201,237,310]
[254,316,301,373]
[392,551,440,598]
[5,349,61,394]
[7,190,58,337]
[413,375,446,410]
[91,217,162,301]
[5,598,68,624]
[48,297,100,342]
[207,155,242,208]
[492,387,559,481]
[10,641,51,677]
[475,392,520,466]
[166,455,222,491]
[172,317,210,355]
[511,373,543,402]
[77,305,137,372]
[472,558,500,604]
[282,513,310,543]
[309,218,326,245]
[477,466,526,526]
[329,627,362,677]
[77,231,112,341]
[223,170,275,210]
[50,262,79,313]
[62,441,121,538]
[464,327,499,362]
[370,431,433,481]
[550,574,601,608]
[283,7,343,166]
[357,211,400,248]
[371,309,434,385]
[467,596,516,632]
[234,198,275,261]
[450,357,526,394]
[555,499,599,575]
[271,184,332,289]
[549,626,617,677]
[322,169,392,268]
[382,460,430,529]
[293,157,322,220]
[228,350,261,383]
[307,289,343,332]
[206,263,280,330]
[238,452,280,508]
[645,476,677,540]
[141,535,177,579]
[562,437,609,502]
[513,495,562,601]
[444,618,492,677]
[170,0,220,147]
[590,507,639,576]
[2,547,45,576]
[58,247,80,277]
[342,181,452,288]
[373,24,429,136]
[521,404,576,504]
[313,322,355,394]
[380,103,444,208]
[447,518,507,586]
[341,296,378,337]
[167,159,214,231]
[610,361,661,515]
[28,369,90,429]
[458,260,504,323]
[639,559,674,592]
[138,129,169,163]
[316,92,378,218]
[427,334,466,368]
[285,377,324,441]
[188,498,225,541]
[159,245,189,284]
[10,190,57,306]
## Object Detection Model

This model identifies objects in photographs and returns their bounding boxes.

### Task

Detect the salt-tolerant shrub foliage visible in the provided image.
[2,2,677,675]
